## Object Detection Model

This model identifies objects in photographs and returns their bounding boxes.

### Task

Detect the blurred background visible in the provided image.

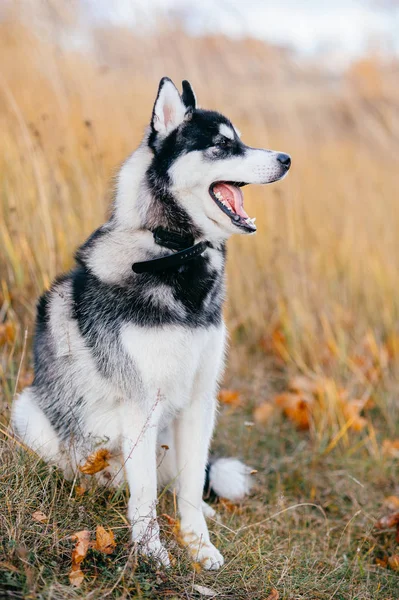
[1,0,399,442]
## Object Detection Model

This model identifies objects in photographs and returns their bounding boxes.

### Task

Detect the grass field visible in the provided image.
[1,4,399,599]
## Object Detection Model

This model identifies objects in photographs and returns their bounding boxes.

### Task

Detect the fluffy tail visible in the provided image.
[204,457,254,502]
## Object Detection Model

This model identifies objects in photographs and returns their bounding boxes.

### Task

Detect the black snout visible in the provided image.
[277,153,291,169]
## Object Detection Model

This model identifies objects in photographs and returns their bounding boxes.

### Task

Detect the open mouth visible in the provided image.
[209,182,256,232]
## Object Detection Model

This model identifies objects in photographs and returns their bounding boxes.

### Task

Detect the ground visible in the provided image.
[1,366,398,599]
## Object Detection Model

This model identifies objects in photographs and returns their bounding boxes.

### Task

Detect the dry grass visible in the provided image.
[1,3,399,598]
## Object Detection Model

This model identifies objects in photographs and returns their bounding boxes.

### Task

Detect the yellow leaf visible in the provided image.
[94,525,116,555]
[79,449,111,475]
[265,589,279,600]
[218,389,241,406]
[253,401,274,424]
[32,510,48,523]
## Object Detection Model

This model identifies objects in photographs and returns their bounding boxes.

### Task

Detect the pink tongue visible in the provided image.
[213,183,249,218]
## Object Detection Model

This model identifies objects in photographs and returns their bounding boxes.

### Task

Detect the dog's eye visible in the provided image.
[218,137,229,148]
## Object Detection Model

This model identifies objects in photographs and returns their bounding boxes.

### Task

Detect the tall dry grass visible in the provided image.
[1,4,399,447]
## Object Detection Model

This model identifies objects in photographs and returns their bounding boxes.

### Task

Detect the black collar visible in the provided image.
[132,227,211,274]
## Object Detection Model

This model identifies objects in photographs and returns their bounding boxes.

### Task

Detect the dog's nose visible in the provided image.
[277,153,291,169]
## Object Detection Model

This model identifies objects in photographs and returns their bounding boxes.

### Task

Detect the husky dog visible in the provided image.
[12,78,290,570]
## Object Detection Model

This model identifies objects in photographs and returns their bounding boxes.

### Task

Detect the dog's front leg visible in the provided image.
[121,402,170,567]
[175,394,224,570]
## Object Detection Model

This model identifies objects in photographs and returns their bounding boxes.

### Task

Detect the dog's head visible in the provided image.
[147,77,290,240]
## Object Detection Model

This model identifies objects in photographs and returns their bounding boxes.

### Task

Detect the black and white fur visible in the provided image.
[12,78,290,570]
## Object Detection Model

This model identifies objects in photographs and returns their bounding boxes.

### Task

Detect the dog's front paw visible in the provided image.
[132,518,170,568]
[180,530,224,570]
[137,538,170,568]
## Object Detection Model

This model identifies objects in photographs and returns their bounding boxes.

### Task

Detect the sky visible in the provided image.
[82,0,399,66]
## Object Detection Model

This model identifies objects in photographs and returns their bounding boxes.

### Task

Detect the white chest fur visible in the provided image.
[120,323,225,415]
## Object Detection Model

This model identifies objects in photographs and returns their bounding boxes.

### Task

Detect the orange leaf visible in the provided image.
[265,589,279,600]
[94,525,116,555]
[69,568,85,588]
[342,401,368,432]
[70,530,91,567]
[218,389,241,406]
[69,529,91,587]
[219,498,243,514]
[382,439,399,458]
[253,402,274,425]
[275,392,312,430]
[383,496,399,510]
[388,555,399,571]
[375,557,388,568]
[161,513,178,526]
[375,512,399,529]
[75,484,86,498]
[32,510,48,523]
[79,449,111,475]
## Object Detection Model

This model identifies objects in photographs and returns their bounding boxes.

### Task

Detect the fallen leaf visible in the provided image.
[75,484,86,498]
[383,496,399,510]
[94,525,116,555]
[265,589,279,600]
[161,513,178,526]
[253,401,274,424]
[342,400,368,432]
[79,449,111,475]
[275,393,313,430]
[382,439,399,458]
[69,568,85,587]
[219,498,242,514]
[388,555,399,571]
[218,389,241,407]
[69,529,91,587]
[375,512,399,529]
[32,510,48,523]
[375,556,388,568]
[193,584,218,597]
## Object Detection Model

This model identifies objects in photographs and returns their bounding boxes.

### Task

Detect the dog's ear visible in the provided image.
[181,80,196,110]
[151,77,187,136]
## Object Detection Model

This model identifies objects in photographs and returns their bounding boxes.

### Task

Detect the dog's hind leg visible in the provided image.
[11,387,72,475]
